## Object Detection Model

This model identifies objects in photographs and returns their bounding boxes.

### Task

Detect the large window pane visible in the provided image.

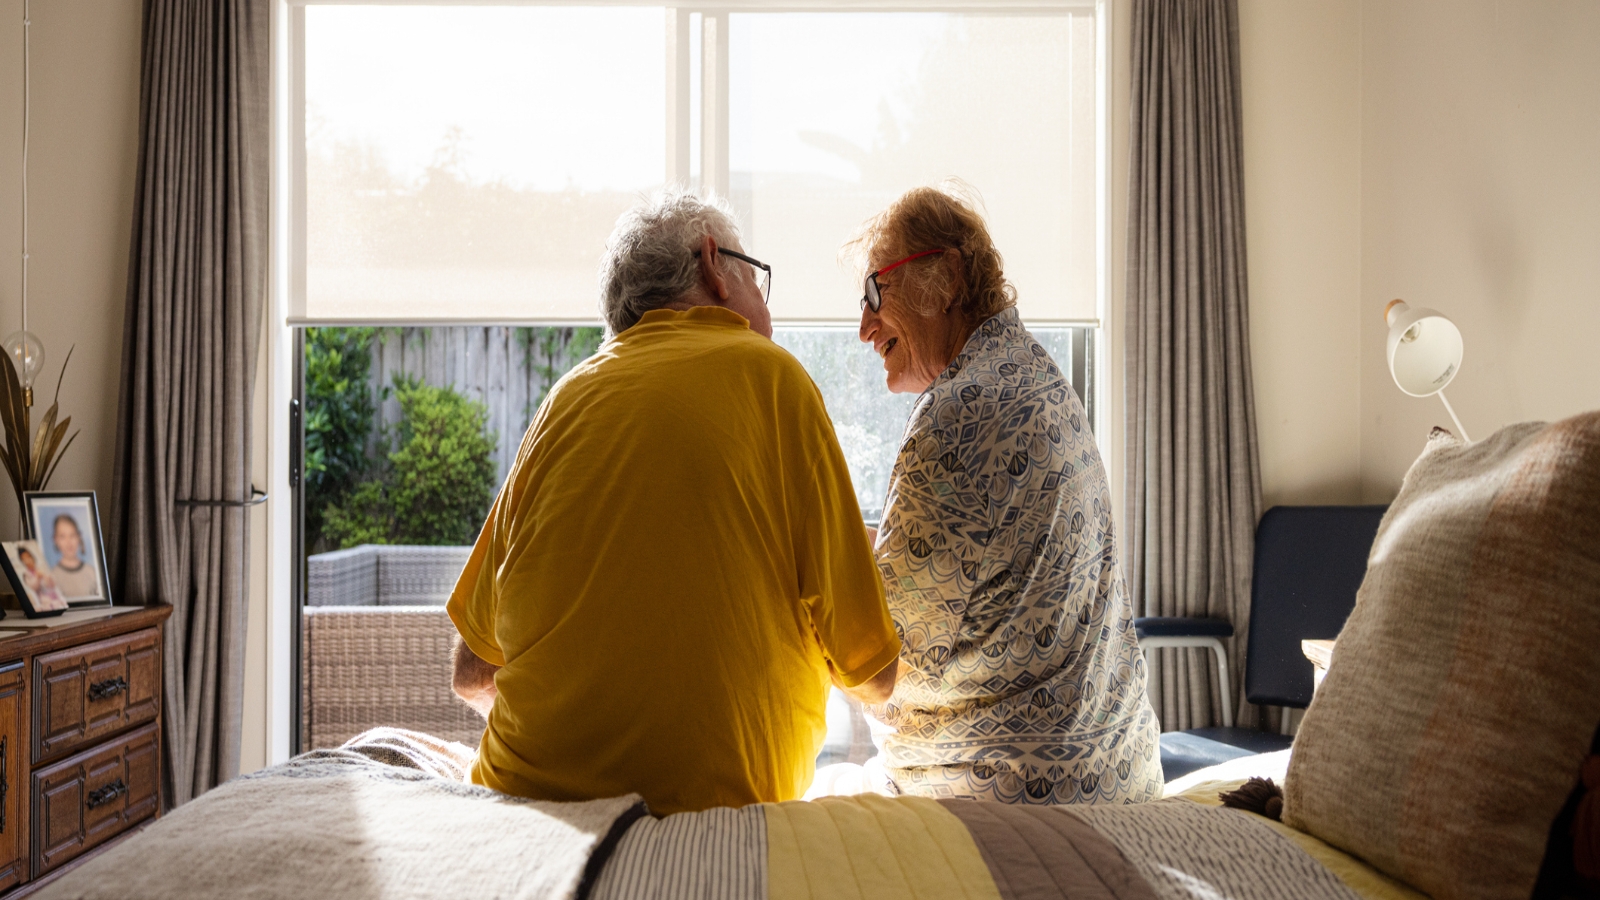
[729,12,1097,324]
[305,7,666,322]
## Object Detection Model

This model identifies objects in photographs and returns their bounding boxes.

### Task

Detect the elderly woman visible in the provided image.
[841,184,1162,805]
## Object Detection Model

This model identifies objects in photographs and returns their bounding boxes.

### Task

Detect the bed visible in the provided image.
[31,729,1413,900]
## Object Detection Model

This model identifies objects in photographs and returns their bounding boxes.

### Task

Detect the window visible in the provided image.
[302,6,667,323]
[726,11,1099,324]
[290,2,1104,758]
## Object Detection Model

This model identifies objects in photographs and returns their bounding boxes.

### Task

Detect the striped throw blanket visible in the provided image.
[594,793,1374,900]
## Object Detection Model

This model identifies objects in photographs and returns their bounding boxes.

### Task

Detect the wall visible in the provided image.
[0,0,139,532]
[0,0,273,775]
[1236,0,1600,509]
[1238,0,1365,508]
[1358,0,1600,499]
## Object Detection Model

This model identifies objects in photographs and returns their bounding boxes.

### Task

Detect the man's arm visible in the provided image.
[452,636,501,719]
[830,655,898,706]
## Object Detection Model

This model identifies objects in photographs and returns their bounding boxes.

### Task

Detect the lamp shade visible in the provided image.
[1385,300,1464,398]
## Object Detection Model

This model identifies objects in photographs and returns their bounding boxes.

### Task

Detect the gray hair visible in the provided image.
[598,190,743,335]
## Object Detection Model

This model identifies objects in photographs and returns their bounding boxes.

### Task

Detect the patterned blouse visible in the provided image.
[869,308,1163,805]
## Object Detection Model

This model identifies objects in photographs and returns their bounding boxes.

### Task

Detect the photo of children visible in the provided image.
[25,492,112,608]
[41,510,102,600]
[2,540,69,614]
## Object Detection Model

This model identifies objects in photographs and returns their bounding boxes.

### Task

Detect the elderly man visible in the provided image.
[448,192,900,814]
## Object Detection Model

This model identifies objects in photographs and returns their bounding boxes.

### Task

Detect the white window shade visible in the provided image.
[730,11,1099,325]
[295,6,667,325]
[293,6,1098,327]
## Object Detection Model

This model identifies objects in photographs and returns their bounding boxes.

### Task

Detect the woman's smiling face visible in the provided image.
[858,253,972,394]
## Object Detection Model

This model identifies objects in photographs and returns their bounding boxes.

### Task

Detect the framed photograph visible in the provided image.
[24,491,113,609]
[0,540,69,617]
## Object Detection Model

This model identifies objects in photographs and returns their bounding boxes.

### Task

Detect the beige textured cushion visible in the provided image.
[1283,412,1600,900]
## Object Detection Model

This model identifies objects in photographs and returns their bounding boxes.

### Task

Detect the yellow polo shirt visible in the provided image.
[448,306,899,814]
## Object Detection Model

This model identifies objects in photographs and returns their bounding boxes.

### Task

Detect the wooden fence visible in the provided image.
[368,326,602,486]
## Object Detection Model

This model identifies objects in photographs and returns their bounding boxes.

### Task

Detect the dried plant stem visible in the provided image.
[0,347,78,534]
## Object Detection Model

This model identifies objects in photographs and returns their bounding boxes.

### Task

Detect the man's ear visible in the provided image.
[699,234,730,302]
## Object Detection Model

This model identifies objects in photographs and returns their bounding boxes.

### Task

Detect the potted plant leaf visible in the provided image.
[0,347,77,539]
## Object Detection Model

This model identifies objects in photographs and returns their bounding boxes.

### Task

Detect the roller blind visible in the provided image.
[295,6,668,325]
[294,6,1099,326]
[726,10,1100,324]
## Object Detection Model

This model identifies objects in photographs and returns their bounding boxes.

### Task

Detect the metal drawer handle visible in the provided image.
[86,778,126,810]
[88,676,129,701]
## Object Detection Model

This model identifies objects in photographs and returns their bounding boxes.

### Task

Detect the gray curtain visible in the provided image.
[108,0,269,807]
[1124,0,1264,732]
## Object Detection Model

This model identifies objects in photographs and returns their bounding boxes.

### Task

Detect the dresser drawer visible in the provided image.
[32,722,160,877]
[33,628,161,764]
[0,661,25,893]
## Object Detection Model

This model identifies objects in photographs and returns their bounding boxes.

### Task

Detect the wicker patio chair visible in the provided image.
[301,605,485,752]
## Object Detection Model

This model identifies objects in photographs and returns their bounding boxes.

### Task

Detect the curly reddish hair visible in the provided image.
[844,180,1017,325]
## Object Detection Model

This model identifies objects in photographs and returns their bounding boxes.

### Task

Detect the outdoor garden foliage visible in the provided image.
[517,325,604,412]
[305,326,605,551]
[304,327,377,551]
[323,377,499,548]
[305,327,501,551]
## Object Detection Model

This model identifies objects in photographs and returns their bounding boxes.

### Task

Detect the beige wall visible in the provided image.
[1357,0,1600,499]
[1238,0,1599,508]
[0,0,139,533]
[0,0,272,775]
[1239,0,1365,508]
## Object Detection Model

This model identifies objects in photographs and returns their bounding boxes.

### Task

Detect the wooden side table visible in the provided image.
[1302,639,1335,696]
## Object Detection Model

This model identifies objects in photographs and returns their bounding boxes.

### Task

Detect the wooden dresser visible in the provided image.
[0,605,169,897]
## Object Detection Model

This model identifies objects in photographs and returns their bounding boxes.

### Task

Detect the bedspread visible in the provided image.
[37,730,645,900]
[35,731,1421,900]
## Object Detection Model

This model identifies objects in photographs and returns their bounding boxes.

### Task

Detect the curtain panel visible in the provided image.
[109,0,269,806]
[1124,0,1264,731]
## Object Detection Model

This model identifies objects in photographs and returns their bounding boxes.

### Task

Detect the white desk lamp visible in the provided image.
[1385,299,1470,442]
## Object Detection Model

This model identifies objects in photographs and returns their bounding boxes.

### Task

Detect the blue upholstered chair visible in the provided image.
[1136,505,1387,781]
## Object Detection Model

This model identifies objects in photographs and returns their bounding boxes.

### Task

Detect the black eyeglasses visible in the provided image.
[694,247,772,305]
[859,249,948,313]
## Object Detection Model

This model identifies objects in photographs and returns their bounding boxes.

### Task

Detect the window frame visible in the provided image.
[267,0,1113,766]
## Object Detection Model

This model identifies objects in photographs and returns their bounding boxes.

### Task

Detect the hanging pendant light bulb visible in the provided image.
[1,333,43,408]
[9,0,44,409]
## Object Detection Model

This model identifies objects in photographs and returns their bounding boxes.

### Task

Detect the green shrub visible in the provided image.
[319,480,392,548]
[323,377,498,548]
[304,327,377,551]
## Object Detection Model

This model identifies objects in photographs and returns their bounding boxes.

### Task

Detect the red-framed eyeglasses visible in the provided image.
[860,249,949,313]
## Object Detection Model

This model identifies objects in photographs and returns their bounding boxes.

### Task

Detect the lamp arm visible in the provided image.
[1437,390,1471,443]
